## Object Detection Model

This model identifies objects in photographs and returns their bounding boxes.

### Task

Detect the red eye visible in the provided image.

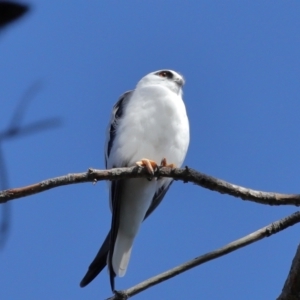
[157,70,173,79]
[159,71,167,77]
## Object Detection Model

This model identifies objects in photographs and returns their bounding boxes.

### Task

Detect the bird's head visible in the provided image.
[137,69,185,95]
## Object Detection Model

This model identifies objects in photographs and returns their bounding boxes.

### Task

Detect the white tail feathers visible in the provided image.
[112,232,134,277]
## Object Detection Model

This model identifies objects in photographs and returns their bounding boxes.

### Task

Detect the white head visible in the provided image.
[136,70,185,95]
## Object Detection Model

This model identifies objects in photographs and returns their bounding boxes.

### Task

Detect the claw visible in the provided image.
[136,158,158,175]
[160,157,176,169]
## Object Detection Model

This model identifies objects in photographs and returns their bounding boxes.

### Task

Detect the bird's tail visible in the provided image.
[112,230,135,277]
[80,232,110,288]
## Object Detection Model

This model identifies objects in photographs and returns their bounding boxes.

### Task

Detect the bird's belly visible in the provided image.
[116,124,186,167]
[111,92,189,168]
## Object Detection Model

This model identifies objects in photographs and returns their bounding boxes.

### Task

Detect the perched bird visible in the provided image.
[80,69,190,291]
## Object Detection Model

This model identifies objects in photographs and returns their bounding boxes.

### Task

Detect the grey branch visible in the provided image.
[1,166,300,206]
[277,243,300,300]
[108,211,300,300]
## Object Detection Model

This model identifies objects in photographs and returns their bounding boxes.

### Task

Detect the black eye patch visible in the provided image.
[156,70,174,79]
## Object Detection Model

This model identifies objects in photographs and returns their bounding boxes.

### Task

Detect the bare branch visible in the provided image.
[1,166,300,206]
[107,211,300,300]
[277,244,300,300]
[0,118,62,140]
[8,81,42,130]
[0,81,62,248]
[0,144,10,248]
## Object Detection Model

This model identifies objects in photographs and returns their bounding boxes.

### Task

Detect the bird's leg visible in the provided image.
[160,157,176,169]
[136,158,158,176]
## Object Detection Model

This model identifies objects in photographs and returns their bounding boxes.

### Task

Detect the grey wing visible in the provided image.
[104,90,133,168]
[145,181,173,219]
[81,180,124,291]
[79,232,110,288]
[81,91,134,289]
[107,179,172,290]
[107,179,124,291]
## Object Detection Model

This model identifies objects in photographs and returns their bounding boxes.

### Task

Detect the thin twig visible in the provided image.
[0,146,10,248]
[1,166,300,206]
[107,211,300,300]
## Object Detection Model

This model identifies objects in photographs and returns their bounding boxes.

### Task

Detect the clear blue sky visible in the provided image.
[1,2,300,299]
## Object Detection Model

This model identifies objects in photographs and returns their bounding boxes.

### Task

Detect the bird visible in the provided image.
[80,69,190,291]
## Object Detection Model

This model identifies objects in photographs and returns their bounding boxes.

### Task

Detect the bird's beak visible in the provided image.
[175,77,185,87]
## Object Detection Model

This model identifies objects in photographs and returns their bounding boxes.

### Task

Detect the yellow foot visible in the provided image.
[160,158,176,169]
[136,158,158,175]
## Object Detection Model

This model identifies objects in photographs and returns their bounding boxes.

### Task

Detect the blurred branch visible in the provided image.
[1,166,300,205]
[0,146,9,189]
[0,1,29,28]
[0,81,62,142]
[108,211,300,299]
[8,81,42,130]
[0,146,10,247]
[277,244,300,300]
[0,118,62,140]
[0,81,62,248]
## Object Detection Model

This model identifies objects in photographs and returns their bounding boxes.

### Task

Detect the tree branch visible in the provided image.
[1,166,300,297]
[1,166,300,206]
[107,211,300,300]
[277,244,300,300]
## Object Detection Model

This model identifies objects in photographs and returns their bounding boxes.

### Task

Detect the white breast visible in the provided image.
[108,84,189,169]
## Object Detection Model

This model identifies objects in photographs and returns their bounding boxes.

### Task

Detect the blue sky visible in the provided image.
[1,1,300,299]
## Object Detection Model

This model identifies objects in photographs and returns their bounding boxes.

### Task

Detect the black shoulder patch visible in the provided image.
[106,91,133,165]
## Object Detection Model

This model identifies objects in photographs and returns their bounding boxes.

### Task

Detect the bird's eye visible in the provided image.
[157,70,173,79]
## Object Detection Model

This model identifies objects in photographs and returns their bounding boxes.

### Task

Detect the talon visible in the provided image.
[136,158,158,175]
[160,158,167,167]
[160,157,176,169]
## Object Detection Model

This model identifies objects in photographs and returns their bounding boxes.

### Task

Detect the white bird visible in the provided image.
[80,70,190,291]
